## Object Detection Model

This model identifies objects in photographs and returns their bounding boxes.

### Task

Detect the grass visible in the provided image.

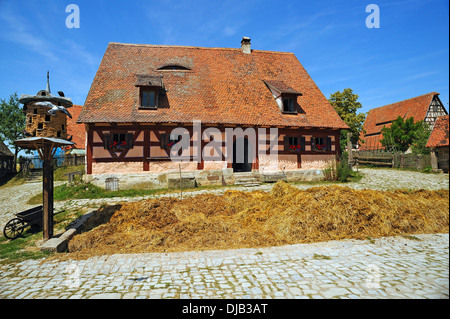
[53,165,85,181]
[0,231,52,264]
[0,173,26,189]
[26,181,236,205]
[0,208,86,264]
[0,165,85,190]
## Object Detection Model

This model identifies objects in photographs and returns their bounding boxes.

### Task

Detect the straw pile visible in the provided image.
[67,182,449,259]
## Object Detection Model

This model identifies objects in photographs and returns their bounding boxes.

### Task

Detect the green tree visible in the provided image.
[380,116,431,154]
[411,121,431,155]
[0,92,26,172]
[328,88,366,150]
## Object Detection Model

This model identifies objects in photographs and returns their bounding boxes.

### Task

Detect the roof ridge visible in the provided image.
[368,92,439,112]
[107,42,294,55]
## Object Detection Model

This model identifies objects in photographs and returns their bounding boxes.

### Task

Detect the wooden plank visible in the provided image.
[357,160,393,166]
[354,156,393,160]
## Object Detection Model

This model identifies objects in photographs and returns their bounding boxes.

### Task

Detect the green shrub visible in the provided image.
[336,153,352,182]
[422,166,432,173]
[322,159,337,181]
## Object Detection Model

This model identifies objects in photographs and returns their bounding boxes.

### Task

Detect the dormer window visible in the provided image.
[263,80,302,114]
[140,88,158,108]
[135,75,164,109]
[283,96,296,113]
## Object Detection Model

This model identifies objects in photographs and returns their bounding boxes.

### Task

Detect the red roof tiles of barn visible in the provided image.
[363,92,437,136]
[360,92,437,150]
[77,42,348,129]
[67,104,85,149]
[426,115,449,148]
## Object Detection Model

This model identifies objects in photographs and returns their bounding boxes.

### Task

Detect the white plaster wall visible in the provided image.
[92,161,143,175]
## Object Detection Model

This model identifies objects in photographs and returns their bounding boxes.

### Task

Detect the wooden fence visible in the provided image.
[353,150,431,170]
[20,154,85,171]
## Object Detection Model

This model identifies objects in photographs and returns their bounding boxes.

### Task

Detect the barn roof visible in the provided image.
[360,92,438,149]
[0,140,14,158]
[426,115,449,148]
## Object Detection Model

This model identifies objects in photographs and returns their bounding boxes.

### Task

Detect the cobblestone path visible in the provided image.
[1,233,448,299]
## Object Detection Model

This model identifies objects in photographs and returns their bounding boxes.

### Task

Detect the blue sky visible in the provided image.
[0,0,448,115]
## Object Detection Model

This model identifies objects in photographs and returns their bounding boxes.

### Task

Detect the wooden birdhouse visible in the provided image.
[19,72,73,140]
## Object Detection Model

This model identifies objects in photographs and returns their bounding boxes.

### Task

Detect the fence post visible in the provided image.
[400,154,404,169]
[430,150,438,170]
[347,132,353,167]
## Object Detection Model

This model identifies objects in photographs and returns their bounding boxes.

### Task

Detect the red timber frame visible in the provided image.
[85,124,341,174]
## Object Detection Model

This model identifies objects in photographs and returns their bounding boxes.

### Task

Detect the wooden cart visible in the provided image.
[3,206,64,240]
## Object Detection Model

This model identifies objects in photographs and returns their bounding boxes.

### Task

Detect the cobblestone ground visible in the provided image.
[0,169,448,299]
[0,234,448,299]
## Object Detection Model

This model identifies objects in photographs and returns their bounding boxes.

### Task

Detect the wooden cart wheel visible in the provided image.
[3,218,26,240]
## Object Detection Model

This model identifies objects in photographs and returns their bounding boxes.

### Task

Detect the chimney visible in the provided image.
[241,37,251,54]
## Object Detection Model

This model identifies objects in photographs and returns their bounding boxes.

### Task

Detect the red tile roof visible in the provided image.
[426,115,449,148]
[67,104,85,149]
[78,42,348,130]
[360,92,438,150]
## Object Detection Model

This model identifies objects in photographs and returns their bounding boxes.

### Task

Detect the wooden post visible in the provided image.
[179,163,183,200]
[347,132,353,167]
[430,150,438,170]
[42,143,54,241]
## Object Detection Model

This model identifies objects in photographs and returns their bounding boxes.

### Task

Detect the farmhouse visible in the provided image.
[426,115,449,172]
[360,92,448,150]
[77,38,348,188]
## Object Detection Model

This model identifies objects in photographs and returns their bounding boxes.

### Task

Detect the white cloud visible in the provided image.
[0,6,59,61]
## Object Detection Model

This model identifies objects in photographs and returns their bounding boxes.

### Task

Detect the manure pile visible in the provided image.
[67,182,449,259]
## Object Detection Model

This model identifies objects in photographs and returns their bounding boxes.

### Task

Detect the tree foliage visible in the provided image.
[328,88,366,149]
[0,92,26,171]
[380,116,431,154]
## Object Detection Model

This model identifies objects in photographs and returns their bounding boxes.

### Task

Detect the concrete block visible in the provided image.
[261,173,287,183]
[40,237,68,253]
[168,177,196,189]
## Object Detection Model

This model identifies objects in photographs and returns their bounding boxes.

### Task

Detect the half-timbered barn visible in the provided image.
[427,115,449,172]
[77,38,348,188]
[360,92,448,150]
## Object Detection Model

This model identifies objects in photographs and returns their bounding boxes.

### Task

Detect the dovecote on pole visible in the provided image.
[19,71,73,140]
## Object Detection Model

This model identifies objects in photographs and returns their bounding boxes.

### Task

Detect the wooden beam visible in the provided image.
[42,142,54,241]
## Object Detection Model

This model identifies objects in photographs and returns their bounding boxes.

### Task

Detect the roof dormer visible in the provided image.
[263,80,303,114]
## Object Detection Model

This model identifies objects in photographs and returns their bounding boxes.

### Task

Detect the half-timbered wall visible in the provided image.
[425,96,448,128]
[86,124,340,175]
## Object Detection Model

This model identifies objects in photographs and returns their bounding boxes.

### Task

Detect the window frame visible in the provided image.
[104,132,134,151]
[160,133,181,150]
[139,87,159,109]
[284,136,306,152]
[281,95,298,114]
[311,136,332,152]
[287,136,298,151]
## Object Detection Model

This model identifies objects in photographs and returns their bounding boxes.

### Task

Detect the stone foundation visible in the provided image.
[85,167,324,190]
